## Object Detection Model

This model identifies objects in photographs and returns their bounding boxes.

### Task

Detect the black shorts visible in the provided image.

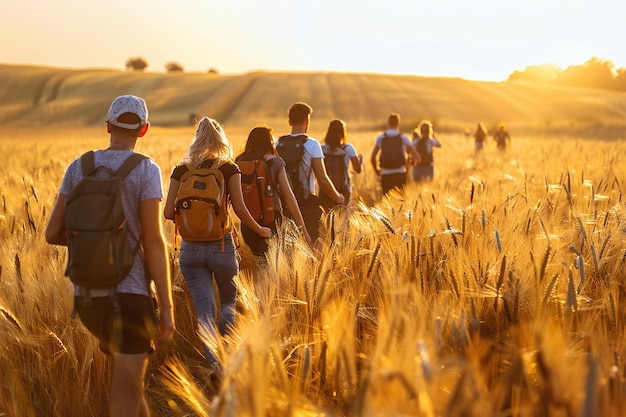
[381,173,407,196]
[75,293,157,355]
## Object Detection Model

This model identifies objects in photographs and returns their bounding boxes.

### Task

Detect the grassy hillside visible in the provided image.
[2,64,626,138]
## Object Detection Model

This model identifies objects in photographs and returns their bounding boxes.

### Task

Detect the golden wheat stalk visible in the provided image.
[609,292,617,328]
[590,243,599,277]
[576,255,586,294]
[542,274,560,306]
[300,344,311,392]
[495,229,502,253]
[14,253,24,293]
[577,216,588,243]
[0,306,22,331]
[566,269,577,312]
[49,331,68,355]
[159,359,211,417]
[598,233,611,260]
[366,242,381,278]
[24,200,36,232]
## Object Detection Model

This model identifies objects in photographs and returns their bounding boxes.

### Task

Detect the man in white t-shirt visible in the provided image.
[276,102,345,243]
[45,95,175,416]
[370,112,420,196]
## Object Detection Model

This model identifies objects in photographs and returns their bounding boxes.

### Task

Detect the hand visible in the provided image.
[259,226,272,239]
[335,194,345,205]
[158,308,175,343]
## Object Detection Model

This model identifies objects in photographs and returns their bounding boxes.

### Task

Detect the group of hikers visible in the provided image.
[43,94,509,416]
[472,122,511,153]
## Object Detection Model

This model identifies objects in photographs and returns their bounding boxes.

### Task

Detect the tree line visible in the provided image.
[507,56,626,91]
[125,57,219,75]
[125,55,625,91]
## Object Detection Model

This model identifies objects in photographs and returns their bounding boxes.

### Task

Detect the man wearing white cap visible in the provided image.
[45,95,175,417]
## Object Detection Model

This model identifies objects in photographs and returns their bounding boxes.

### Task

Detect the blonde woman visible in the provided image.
[164,117,271,373]
[412,120,442,182]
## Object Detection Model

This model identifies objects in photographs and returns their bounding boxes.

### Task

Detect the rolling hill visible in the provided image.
[1,64,626,137]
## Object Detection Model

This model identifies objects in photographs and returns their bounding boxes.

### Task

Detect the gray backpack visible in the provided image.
[64,151,147,289]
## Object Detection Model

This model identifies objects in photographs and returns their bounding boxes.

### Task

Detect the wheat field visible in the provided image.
[1,119,626,416]
[2,65,626,416]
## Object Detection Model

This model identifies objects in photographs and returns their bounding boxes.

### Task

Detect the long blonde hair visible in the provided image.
[185,117,234,167]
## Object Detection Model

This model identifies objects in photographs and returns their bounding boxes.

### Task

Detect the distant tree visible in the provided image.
[556,57,614,90]
[165,62,184,73]
[507,63,561,83]
[615,68,626,91]
[208,68,219,75]
[125,57,148,72]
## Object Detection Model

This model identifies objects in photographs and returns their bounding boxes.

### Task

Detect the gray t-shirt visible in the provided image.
[59,149,164,297]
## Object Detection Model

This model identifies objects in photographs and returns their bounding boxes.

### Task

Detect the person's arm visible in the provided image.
[228,173,272,238]
[163,179,179,220]
[45,193,68,246]
[276,167,312,246]
[347,145,362,173]
[139,198,175,343]
[432,138,442,147]
[350,155,362,173]
[311,158,345,205]
[405,139,421,166]
[370,144,381,176]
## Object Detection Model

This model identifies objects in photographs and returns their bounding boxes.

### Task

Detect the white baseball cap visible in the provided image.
[107,95,149,129]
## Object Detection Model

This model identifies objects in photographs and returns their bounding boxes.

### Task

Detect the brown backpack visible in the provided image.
[237,158,279,227]
[175,161,231,242]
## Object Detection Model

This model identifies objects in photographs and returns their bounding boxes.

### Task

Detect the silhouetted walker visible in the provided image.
[320,118,362,207]
[412,120,441,183]
[370,112,420,196]
[275,102,345,244]
[473,122,488,153]
[163,117,272,377]
[45,95,175,417]
[493,125,511,151]
[236,125,311,256]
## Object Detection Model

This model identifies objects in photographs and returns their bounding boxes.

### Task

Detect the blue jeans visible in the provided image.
[179,233,239,364]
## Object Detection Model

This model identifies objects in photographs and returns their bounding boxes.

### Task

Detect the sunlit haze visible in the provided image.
[3,0,625,81]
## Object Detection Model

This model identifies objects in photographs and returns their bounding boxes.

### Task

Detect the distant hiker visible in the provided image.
[275,102,345,244]
[236,125,311,256]
[411,120,441,183]
[320,118,362,207]
[45,95,175,417]
[370,112,420,196]
[163,117,272,375]
[474,122,488,153]
[493,125,511,151]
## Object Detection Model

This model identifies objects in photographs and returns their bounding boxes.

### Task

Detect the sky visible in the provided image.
[2,0,625,82]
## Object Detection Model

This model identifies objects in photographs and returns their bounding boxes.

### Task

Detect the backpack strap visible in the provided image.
[79,151,96,177]
[115,153,148,178]
[278,134,308,143]
[80,151,148,178]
